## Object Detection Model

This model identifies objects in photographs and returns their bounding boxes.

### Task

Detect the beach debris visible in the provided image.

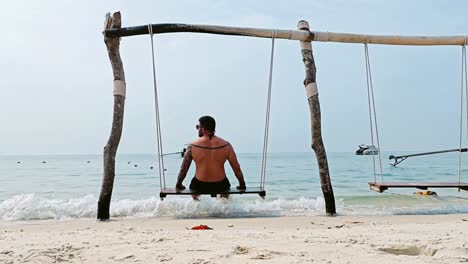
[191,258,211,264]
[327,224,345,229]
[462,219,468,222]
[251,253,272,260]
[379,246,437,256]
[233,246,249,254]
[157,255,173,262]
[345,221,364,224]
[310,222,324,225]
[115,254,135,260]
[151,237,165,242]
[23,252,37,262]
[191,225,212,230]
[414,190,437,196]
[228,224,234,227]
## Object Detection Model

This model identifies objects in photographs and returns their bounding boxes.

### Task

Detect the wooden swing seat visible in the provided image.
[160,187,266,199]
[369,181,468,193]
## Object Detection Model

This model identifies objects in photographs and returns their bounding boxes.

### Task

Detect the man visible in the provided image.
[175,116,246,198]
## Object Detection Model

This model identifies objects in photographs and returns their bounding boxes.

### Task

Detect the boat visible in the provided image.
[355,144,379,155]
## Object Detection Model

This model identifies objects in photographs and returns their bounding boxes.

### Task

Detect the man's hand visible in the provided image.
[236,181,246,191]
[175,183,186,191]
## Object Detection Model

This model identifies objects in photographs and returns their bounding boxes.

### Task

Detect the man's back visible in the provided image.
[175,116,245,192]
[191,136,231,182]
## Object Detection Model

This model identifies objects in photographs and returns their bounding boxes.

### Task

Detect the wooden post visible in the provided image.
[297,20,336,216]
[97,12,126,220]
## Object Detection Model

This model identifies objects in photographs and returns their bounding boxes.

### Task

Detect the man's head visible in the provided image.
[197,116,216,138]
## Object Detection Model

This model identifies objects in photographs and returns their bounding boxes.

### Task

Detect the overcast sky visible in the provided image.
[1,0,468,155]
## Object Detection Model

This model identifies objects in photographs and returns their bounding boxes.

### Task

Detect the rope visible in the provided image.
[460,41,468,187]
[148,24,166,190]
[260,30,277,190]
[465,39,468,186]
[465,37,468,152]
[367,46,384,180]
[364,43,384,183]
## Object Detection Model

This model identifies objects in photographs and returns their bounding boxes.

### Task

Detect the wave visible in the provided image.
[1,193,468,221]
[0,194,327,221]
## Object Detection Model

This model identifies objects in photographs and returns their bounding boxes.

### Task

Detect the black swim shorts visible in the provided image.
[189,177,231,193]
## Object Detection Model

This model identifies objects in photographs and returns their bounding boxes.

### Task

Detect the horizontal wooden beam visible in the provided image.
[104,23,313,41]
[314,32,468,46]
[104,23,468,46]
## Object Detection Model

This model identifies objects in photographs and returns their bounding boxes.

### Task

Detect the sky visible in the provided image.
[1,0,468,155]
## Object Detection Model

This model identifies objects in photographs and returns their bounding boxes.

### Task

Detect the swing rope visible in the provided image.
[465,38,468,185]
[459,39,468,187]
[260,30,277,190]
[148,24,166,190]
[148,25,276,192]
[364,43,383,183]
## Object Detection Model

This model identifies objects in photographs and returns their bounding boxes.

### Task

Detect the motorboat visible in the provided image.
[355,144,379,155]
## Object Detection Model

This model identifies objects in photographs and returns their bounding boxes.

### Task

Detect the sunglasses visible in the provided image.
[196,124,202,130]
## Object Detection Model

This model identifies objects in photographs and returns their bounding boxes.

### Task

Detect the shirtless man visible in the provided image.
[175,116,246,198]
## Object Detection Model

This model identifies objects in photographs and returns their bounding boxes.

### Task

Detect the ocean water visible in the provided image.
[1,152,468,221]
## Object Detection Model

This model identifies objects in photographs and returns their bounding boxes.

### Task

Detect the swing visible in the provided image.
[364,42,468,193]
[145,26,277,199]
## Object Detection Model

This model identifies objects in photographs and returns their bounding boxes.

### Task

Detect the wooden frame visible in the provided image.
[98,11,468,220]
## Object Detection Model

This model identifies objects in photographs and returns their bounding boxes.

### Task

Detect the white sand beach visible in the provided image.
[1,214,467,263]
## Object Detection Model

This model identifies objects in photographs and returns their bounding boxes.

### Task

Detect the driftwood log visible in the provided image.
[104,23,468,46]
[97,12,126,220]
[297,20,336,216]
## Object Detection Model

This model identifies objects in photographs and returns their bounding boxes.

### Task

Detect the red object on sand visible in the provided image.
[191,225,213,230]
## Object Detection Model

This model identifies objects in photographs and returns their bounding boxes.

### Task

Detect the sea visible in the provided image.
[1,152,468,221]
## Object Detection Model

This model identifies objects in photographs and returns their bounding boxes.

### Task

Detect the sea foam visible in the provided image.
[2,193,468,221]
[0,193,327,221]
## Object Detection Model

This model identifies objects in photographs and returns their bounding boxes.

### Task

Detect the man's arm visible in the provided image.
[176,145,193,190]
[227,145,246,190]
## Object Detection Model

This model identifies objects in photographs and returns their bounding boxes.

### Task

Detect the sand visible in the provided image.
[0,214,467,263]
